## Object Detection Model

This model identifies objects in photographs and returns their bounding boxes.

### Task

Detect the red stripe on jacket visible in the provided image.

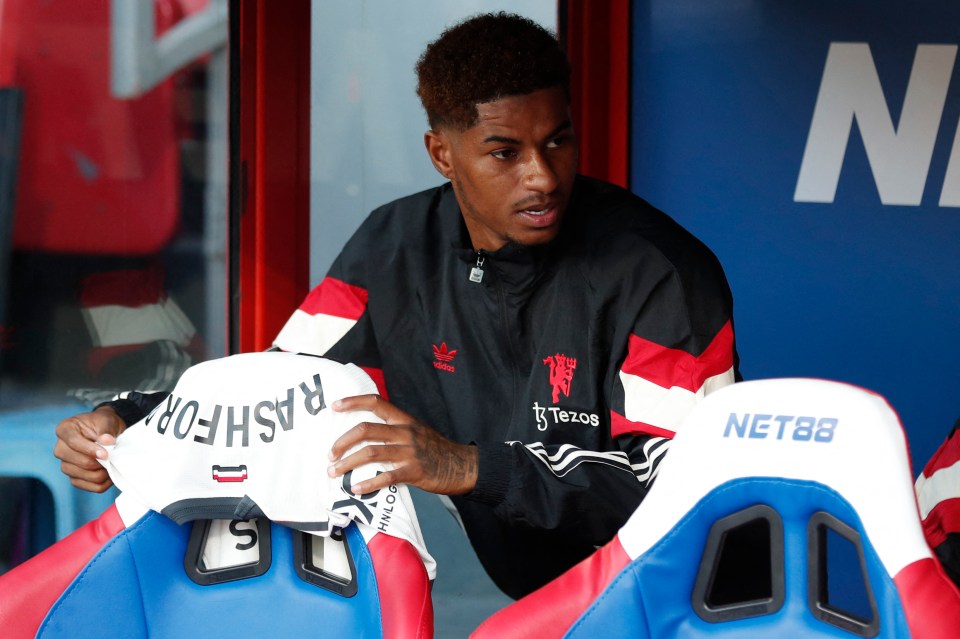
[362,366,389,401]
[922,429,960,479]
[621,320,734,393]
[610,410,676,439]
[923,498,960,549]
[299,277,369,321]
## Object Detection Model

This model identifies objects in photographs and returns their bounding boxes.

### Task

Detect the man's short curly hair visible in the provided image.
[416,12,570,131]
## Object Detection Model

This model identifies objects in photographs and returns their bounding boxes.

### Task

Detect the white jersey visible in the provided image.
[98,351,435,578]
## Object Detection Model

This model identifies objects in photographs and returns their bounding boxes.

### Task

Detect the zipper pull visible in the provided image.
[469,252,485,283]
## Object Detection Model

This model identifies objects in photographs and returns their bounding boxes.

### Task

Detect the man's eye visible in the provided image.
[491,149,517,160]
[547,136,568,149]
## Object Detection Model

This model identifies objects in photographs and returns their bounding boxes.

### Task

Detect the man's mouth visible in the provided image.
[518,204,559,227]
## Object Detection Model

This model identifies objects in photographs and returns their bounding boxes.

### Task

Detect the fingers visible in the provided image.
[59,461,114,493]
[328,394,477,495]
[54,409,122,492]
[53,438,103,470]
[328,395,416,464]
[56,450,114,492]
[333,394,405,423]
[341,466,405,496]
[332,394,381,412]
[328,420,405,462]
[327,420,478,496]
[327,421,413,487]
[329,439,421,496]
[98,433,118,447]
[54,416,109,464]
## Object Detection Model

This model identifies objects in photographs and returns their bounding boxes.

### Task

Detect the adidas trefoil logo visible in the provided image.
[433,342,457,373]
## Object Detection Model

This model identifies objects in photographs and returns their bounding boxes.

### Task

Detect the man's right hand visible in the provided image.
[53,406,126,493]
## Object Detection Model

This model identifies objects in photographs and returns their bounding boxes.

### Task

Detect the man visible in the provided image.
[54,12,739,599]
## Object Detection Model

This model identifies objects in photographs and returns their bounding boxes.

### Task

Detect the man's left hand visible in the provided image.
[327,395,478,496]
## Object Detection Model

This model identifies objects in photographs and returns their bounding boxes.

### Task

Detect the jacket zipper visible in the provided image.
[469,252,486,283]
[477,251,521,430]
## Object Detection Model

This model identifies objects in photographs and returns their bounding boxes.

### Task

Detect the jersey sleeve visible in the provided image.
[272,237,388,397]
[469,247,739,548]
[98,391,171,427]
[610,318,737,439]
[608,242,739,479]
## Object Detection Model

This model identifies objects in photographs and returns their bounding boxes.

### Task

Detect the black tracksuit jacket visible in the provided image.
[111,175,739,599]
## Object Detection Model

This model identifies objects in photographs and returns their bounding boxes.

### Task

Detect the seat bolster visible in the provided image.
[0,504,124,638]
[471,536,632,639]
[895,557,960,639]
[368,533,435,639]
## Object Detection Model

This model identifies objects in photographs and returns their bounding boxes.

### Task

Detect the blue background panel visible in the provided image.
[631,0,960,466]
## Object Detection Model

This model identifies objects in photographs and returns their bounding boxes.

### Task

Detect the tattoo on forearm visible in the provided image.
[413,426,477,492]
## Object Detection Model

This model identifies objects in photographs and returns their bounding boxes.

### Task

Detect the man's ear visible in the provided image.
[424,129,454,180]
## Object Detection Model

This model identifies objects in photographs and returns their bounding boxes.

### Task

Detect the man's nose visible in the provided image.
[523,152,558,193]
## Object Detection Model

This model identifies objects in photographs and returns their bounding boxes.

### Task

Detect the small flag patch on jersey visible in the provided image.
[212,464,248,483]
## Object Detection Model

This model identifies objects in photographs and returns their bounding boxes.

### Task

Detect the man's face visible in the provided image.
[426,86,579,251]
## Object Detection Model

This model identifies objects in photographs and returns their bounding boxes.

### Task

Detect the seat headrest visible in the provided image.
[619,378,926,578]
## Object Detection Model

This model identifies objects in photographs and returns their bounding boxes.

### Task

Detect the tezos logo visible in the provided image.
[532,402,599,432]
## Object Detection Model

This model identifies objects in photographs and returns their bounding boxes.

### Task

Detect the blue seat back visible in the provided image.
[564,479,909,638]
[38,511,383,638]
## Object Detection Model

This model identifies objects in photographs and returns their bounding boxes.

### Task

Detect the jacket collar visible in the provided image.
[438,181,574,292]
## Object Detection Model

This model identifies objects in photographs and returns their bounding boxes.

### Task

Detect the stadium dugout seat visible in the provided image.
[473,378,960,639]
[0,494,432,638]
[0,353,434,639]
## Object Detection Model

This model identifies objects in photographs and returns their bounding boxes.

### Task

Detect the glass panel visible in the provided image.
[0,0,228,572]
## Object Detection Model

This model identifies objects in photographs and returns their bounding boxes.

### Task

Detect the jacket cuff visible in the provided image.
[94,399,146,428]
[465,442,514,505]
